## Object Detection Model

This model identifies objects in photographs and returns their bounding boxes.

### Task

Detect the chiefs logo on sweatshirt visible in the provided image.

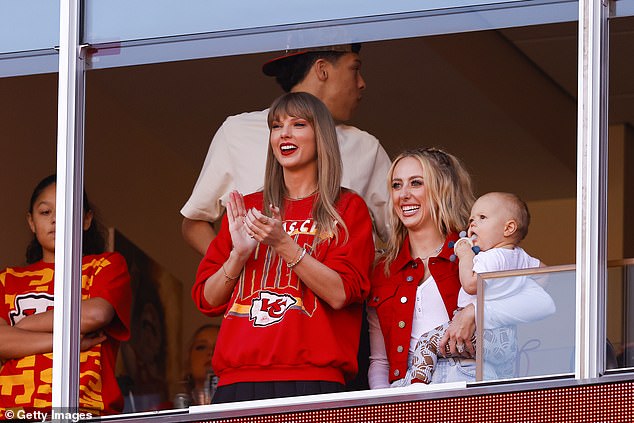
[226,217,323,325]
[249,291,297,326]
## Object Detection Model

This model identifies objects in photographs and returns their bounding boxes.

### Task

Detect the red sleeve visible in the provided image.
[192,212,235,317]
[0,269,8,325]
[317,192,375,306]
[88,252,132,341]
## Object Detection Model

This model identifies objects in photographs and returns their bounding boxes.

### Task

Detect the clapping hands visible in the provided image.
[226,190,288,255]
[226,191,258,257]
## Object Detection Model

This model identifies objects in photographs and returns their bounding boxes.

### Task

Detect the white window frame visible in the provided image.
[50,0,622,417]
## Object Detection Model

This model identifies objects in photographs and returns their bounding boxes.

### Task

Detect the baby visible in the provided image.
[392,192,553,386]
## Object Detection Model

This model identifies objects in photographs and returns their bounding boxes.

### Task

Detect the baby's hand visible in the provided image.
[449,231,480,262]
[454,238,475,257]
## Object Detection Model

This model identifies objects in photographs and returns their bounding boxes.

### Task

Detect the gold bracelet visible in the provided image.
[222,264,240,281]
[287,248,307,269]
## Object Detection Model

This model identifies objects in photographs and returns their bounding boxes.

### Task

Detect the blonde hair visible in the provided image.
[382,147,475,272]
[484,192,531,242]
[264,92,348,245]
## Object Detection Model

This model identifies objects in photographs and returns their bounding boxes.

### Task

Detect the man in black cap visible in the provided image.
[181,44,390,255]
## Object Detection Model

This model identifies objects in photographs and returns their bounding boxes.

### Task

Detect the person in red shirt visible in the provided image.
[0,174,132,415]
[192,92,375,403]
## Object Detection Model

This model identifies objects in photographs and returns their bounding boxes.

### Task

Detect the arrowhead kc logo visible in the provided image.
[249,291,297,327]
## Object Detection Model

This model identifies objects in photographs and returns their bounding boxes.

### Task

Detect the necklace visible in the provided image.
[420,242,444,260]
[286,187,318,201]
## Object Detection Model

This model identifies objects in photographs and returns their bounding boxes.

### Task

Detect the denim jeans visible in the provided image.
[430,358,477,383]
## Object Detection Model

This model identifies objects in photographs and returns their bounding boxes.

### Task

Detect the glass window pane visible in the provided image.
[607,261,634,369]
[606,12,634,372]
[84,0,552,45]
[0,73,59,411]
[478,267,575,381]
[80,16,578,415]
[85,1,579,70]
[0,1,59,54]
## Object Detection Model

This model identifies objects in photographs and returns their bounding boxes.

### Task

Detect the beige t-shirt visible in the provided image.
[181,109,391,241]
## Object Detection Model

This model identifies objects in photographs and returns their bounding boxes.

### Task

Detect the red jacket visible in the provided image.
[368,233,461,383]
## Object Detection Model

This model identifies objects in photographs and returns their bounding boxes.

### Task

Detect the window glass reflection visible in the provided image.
[0,1,59,54]
[78,20,577,415]
[606,14,634,371]
[478,267,575,381]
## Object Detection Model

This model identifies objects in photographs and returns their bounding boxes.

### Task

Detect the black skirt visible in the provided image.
[212,380,344,404]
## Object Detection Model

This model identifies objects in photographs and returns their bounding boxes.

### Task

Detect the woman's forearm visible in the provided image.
[288,254,347,309]
[0,324,53,359]
[203,249,250,308]
[367,307,390,389]
[271,236,348,309]
[15,297,115,334]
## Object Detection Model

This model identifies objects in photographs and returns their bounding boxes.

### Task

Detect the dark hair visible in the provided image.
[26,174,107,264]
[274,44,362,92]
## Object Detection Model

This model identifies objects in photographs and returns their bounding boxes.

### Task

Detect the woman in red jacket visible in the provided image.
[367,148,477,388]
[192,92,375,403]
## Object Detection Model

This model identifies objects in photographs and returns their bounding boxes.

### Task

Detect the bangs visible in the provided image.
[267,94,314,128]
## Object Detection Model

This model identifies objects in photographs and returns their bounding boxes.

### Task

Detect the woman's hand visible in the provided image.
[439,304,476,358]
[244,205,289,249]
[226,190,257,257]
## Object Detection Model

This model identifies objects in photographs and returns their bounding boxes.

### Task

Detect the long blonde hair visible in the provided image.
[264,92,348,245]
[382,147,474,272]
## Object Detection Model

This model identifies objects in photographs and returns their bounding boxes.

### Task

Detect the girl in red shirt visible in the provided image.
[0,175,132,415]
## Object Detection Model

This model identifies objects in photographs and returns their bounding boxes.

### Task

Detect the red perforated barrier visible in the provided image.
[195,381,634,423]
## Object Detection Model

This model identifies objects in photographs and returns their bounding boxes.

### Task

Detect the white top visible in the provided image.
[368,276,450,389]
[458,247,541,307]
[457,247,555,329]
[181,109,392,241]
[410,276,451,351]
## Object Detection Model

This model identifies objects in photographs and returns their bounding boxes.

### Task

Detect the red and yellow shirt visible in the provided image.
[0,252,131,415]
